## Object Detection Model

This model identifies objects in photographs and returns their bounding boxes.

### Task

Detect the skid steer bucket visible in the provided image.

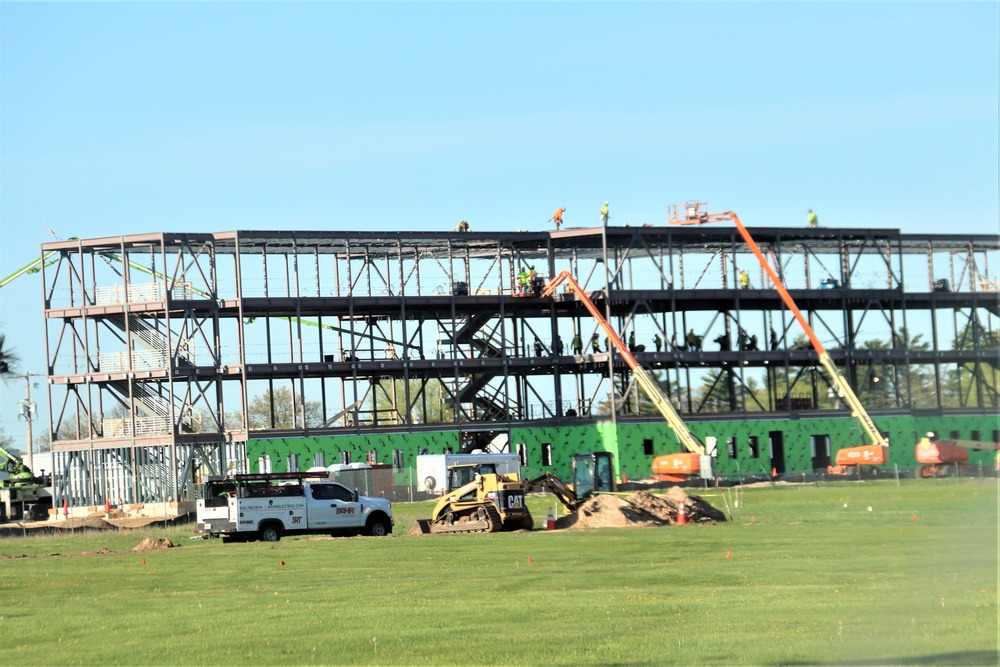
[408,520,433,536]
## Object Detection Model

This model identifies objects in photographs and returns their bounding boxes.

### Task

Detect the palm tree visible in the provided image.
[0,332,19,376]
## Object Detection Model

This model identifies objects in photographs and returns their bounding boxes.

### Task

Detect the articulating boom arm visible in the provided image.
[674,210,888,451]
[524,472,584,511]
[541,271,705,456]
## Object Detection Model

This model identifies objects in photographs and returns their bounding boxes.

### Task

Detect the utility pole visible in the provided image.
[18,373,36,471]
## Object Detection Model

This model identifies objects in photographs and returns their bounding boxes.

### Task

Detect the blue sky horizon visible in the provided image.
[1,2,997,445]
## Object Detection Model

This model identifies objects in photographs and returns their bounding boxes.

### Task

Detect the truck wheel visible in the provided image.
[259,525,281,542]
[367,516,391,537]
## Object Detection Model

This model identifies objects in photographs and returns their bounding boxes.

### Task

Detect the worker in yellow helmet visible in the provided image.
[739,270,750,289]
[807,209,818,228]
[600,202,609,225]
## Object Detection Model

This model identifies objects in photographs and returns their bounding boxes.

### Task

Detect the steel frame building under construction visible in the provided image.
[38,216,1000,510]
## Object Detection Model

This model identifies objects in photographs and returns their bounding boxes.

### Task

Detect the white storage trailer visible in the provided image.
[416,453,520,495]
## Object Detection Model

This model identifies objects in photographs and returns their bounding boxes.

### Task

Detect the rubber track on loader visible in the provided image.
[427,503,503,535]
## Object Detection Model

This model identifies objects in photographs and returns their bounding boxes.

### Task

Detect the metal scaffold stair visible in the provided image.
[101,313,194,370]
[105,379,202,436]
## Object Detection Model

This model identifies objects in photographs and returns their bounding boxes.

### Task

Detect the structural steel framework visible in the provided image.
[39,223,999,507]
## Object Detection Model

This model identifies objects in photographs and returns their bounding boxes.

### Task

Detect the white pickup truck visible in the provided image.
[196,472,393,542]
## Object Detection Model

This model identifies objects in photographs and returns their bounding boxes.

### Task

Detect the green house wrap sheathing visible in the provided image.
[246,413,998,482]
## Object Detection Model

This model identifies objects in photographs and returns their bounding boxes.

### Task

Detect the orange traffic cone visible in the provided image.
[771,467,777,478]
[726,550,732,559]
[677,501,687,525]
[62,499,68,518]
[546,507,556,530]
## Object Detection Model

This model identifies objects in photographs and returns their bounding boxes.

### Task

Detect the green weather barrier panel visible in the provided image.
[246,413,998,482]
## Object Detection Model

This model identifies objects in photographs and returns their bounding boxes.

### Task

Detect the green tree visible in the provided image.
[375,378,455,424]
[235,387,324,430]
[0,332,19,376]
[946,320,1000,408]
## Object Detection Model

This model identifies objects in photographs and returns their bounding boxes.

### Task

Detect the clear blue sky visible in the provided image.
[1,2,997,443]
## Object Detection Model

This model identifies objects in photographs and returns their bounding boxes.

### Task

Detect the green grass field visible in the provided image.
[1,479,996,666]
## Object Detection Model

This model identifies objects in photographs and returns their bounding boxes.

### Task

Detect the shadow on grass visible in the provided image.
[782,650,998,665]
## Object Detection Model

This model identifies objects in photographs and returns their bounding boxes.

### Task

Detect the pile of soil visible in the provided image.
[555,488,725,530]
[132,537,174,552]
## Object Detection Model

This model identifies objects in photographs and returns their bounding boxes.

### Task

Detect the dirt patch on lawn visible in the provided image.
[0,514,189,538]
[555,488,726,530]
[132,537,175,552]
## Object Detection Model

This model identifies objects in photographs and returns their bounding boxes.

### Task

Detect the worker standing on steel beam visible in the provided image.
[808,209,818,228]
[739,269,750,289]
[552,207,566,230]
[572,333,582,355]
[455,220,470,232]
[600,201,609,226]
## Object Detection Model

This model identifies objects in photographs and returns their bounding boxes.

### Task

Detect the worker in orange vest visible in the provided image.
[552,207,566,230]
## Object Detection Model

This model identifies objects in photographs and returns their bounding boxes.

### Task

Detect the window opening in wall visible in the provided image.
[810,434,831,470]
[516,443,527,466]
[727,437,737,459]
[392,449,404,472]
[748,436,760,459]
[313,452,325,468]
[971,430,981,442]
[992,430,1000,443]
[340,451,351,465]
[950,430,960,439]
[643,439,654,456]
[542,443,553,466]
[287,453,298,472]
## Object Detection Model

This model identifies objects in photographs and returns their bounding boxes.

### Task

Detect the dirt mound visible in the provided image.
[132,537,174,552]
[555,494,663,530]
[556,488,725,530]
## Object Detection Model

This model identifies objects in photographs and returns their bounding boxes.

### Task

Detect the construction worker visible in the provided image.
[591,334,601,353]
[770,327,779,351]
[807,209,818,228]
[455,220,470,232]
[572,333,582,355]
[739,269,750,289]
[516,268,529,294]
[534,337,543,356]
[653,333,663,352]
[600,202,609,225]
[628,331,636,353]
[555,335,564,356]
[526,265,538,295]
[552,207,566,230]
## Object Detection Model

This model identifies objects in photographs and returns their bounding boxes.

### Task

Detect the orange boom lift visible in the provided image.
[668,202,889,473]
[541,271,711,481]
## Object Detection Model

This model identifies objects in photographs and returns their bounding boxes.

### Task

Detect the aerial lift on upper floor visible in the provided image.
[668,202,889,474]
[540,271,714,481]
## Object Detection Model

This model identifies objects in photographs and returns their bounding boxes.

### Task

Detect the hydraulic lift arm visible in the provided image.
[541,270,705,456]
[670,208,888,453]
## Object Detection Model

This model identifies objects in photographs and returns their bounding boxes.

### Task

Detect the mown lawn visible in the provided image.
[1,479,996,666]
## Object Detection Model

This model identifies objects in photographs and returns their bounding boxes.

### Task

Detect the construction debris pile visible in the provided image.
[555,488,725,530]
